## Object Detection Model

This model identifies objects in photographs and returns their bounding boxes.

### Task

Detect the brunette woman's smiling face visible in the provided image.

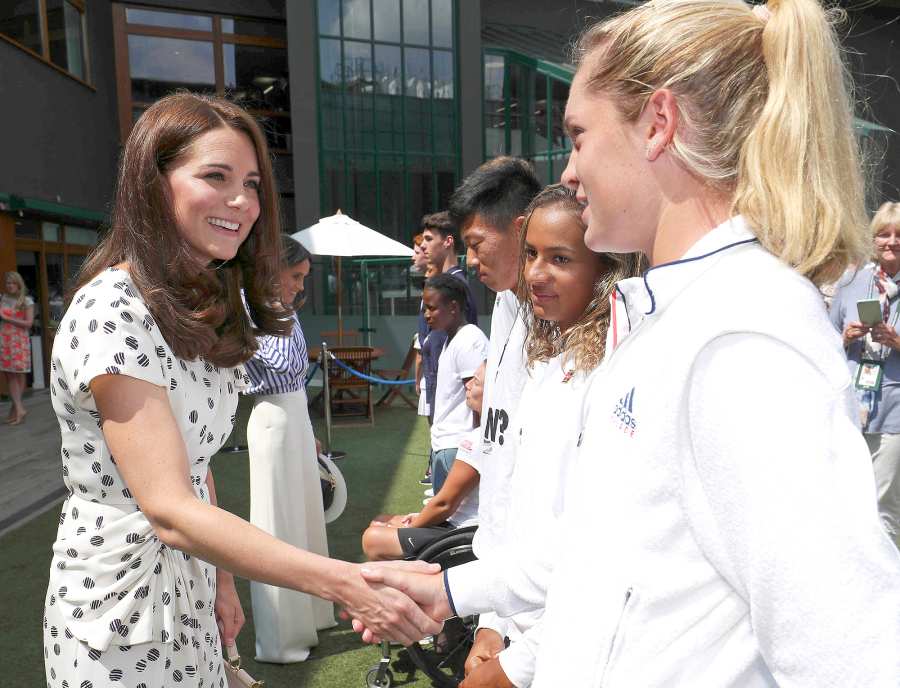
[165,126,261,265]
[523,206,607,331]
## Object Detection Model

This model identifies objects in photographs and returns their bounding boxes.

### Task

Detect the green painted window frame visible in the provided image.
[314,0,461,247]
[482,47,573,185]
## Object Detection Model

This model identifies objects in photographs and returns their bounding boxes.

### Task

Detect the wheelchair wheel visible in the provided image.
[404,528,478,688]
[365,666,393,687]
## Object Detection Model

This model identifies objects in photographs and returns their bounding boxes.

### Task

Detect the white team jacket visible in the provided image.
[448,217,900,687]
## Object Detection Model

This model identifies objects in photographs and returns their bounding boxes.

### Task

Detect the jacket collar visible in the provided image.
[612,216,759,340]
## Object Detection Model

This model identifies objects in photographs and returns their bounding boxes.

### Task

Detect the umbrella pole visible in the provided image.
[336,256,343,346]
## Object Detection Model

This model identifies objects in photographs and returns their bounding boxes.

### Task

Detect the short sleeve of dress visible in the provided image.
[60,272,168,408]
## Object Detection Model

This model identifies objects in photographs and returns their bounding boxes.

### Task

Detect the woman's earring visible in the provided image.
[646,141,654,159]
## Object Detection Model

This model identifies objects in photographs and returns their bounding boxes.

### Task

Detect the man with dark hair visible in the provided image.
[415,211,479,485]
[447,157,542,688]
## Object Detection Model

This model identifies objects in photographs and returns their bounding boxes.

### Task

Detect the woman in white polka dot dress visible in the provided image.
[43,93,441,688]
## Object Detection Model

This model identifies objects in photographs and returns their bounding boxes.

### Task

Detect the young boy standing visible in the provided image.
[423,273,488,493]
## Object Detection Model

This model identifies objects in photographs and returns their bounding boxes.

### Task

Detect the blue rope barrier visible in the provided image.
[328,354,415,385]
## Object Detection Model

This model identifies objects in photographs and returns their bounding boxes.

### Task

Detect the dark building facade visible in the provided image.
[2,0,899,384]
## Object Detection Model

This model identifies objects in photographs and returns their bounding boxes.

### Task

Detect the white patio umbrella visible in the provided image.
[291,210,413,344]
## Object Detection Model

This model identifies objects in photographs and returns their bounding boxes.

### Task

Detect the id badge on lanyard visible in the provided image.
[856,359,884,391]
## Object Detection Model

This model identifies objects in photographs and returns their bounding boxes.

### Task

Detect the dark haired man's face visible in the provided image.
[421,229,453,269]
[422,287,459,332]
[460,213,523,292]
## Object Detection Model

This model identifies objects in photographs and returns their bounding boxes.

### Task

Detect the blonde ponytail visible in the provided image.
[574,0,870,286]
[734,0,869,285]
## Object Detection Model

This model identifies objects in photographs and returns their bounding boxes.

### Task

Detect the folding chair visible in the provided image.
[374,342,418,409]
[327,346,375,425]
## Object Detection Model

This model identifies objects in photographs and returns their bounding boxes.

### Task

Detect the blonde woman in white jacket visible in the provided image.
[357,1,900,686]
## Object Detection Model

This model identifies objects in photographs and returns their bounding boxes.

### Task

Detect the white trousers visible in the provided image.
[247,388,336,662]
[865,432,900,548]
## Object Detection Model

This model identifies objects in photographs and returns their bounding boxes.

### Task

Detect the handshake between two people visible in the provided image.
[341,560,454,645]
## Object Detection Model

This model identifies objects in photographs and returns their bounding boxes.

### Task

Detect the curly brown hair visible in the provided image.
[518,185,646,373]
[74,93,290,368]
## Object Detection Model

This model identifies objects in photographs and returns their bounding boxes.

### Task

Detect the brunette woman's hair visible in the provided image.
[74,92,290,367]
[574,0,868,287]
[518,185,645,373]
[281,234,312,267]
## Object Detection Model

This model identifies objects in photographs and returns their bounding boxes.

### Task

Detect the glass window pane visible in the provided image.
[46,253,64,330]
[64,226,99,246]
[484,54,505,157]
[320,153,346,217]
[508,63,531,157]
[14,218,39,238]
[404,85,431,152]
[256,114,292,152]
[279,193,295,229]
[433,49,453,99]
[318,0,340,36]
[374,44,401,95]
[403,0,429,45]
[46,0,85,79]
[534,75,549,153]
[404,47,430,99]
[319,39,344,149]
[348,154,377,229]
[319,37,342,87]
[373,0,400,42]
[273,154,295,195]
[344,40,373,150]
[550,78,570,150]
[223,44,290,112]
[406,156,433,229]
[0,1,43,55]
[343,0,371,40]
[42,221,60,242]
[531,154,552,186]
[221,17,286,39]
[433,97,455,154]
[377,155,405,237]
[431,0,453,48]
[128,35,215,102]
[66,253,86,288]
[434,157,456,210]
[125,8,212,31]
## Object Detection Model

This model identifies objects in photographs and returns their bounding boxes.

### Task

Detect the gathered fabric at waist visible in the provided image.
[48,491,215,651]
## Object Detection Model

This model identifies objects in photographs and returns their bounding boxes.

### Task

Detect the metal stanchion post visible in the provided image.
[320,342,346,461]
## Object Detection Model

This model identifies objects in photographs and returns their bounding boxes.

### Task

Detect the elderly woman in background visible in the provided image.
[830,201,900,547]
[244,234,337,662]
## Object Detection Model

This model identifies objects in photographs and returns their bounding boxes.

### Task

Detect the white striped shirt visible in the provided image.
[244,311,309,395]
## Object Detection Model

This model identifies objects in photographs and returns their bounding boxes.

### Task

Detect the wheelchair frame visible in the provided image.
[365,525,479,688]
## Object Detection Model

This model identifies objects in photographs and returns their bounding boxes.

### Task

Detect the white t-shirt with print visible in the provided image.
[430,323,488,452]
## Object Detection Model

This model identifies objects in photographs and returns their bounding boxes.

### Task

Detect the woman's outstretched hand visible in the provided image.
[348,561,452,644]
[338,560,445,646]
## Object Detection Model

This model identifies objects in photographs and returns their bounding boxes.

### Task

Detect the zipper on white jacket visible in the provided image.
[598,587,634,687]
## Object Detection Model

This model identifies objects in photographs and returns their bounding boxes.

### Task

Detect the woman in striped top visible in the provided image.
[244,235,337,662]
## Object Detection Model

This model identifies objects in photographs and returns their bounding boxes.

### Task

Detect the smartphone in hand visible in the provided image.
[857,298,883,327]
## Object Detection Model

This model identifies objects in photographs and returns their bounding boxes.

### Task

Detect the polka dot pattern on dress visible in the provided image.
[44,268,248,687]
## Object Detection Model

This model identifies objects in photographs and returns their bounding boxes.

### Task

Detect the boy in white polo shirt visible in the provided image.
[424,272,488,492]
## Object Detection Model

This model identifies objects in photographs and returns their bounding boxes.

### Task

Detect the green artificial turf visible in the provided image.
[0,405,439,687]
